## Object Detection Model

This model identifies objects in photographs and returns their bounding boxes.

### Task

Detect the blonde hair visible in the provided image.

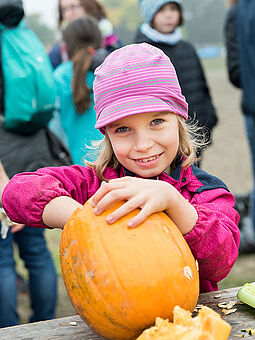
[85,115,208,182]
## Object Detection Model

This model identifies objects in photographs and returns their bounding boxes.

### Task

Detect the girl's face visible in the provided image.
[106,111,179,178]
[152,2,181,34]
[60,0,86,24]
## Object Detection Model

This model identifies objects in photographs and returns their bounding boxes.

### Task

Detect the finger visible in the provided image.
[91,180,125,207]
[127,206,154,228]
[94,188,132,216]
[106,197,142,224]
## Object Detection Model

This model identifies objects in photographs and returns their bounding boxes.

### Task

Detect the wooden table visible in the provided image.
[1,286,255,339]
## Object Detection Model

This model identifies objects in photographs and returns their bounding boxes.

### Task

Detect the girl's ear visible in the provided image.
[87,46,96,56]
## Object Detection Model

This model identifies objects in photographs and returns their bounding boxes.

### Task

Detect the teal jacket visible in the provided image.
[49,61,103,165]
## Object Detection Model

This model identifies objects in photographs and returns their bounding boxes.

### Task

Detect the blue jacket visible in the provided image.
[48,42,62,70]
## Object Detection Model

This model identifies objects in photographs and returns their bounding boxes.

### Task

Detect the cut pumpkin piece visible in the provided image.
[136,305,231,340]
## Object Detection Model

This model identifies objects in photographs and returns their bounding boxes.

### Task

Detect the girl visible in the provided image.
[49,16,105,164]
[2,43,240,293]
[49,0,122,69]
[134,0,218,166]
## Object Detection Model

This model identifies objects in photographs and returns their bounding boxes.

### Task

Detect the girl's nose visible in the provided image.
[133,132,154,152]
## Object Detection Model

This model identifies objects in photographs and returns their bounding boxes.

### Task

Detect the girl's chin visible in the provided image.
[133,167,163,179]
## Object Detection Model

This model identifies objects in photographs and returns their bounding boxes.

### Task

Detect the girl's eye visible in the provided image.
[115,126,130,133]
[152,118,164,126]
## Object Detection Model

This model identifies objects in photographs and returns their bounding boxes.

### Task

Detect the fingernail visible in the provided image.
[100,181,107,187]
[127,220,134,228]
[91,200,95,207]
[94,207,100,215]
[106,215,113,224]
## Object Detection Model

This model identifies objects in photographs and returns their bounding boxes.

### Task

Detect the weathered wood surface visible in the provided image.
[0,286,255,339]
[198,286,255,338]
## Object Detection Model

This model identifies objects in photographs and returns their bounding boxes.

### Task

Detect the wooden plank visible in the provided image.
[0,315,104,340]
[1,286,255,339]
[198,286,255,339]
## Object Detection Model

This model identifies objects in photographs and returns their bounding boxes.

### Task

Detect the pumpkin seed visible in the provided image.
[214,294,222,298]
[222,308,237,315]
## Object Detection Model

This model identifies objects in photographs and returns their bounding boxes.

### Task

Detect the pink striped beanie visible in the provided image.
[94,43,188,133]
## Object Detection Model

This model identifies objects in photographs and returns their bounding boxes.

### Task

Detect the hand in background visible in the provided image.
[0,161,9,203]
[10,223,25,233]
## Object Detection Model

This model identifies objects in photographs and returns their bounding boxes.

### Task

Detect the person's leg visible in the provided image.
[0,226,19,327]
[15,226,57,322]
[240,114,255,252]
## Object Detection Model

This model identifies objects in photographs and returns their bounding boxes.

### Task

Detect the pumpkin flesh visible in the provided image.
[136,305,232,340]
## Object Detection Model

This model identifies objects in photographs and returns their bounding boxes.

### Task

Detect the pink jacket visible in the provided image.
[2,163,240,293]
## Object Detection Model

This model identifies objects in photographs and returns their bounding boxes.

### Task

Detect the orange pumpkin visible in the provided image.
[136,305,232,340]
[59,199,199,340]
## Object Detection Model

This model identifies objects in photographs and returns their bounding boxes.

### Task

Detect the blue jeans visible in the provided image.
[244,115,255,240]
[0,225,57,327]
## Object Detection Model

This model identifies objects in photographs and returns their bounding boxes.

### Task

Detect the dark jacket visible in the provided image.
[236,0,255,116]
[224,3,254,116]
[48,42,62,70]
[134,29,218,134]
[224,4,241,88]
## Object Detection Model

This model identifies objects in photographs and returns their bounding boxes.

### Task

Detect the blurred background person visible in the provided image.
[49,0,122,70]
[134,0,218,166]
[49,16,104,165]
[0,162,57,328]
[224,0,255,254]
[0,0,60,327]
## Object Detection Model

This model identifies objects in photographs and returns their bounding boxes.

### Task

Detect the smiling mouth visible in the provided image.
[134,153,162,163]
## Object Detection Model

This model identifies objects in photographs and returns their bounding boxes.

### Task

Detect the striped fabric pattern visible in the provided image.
[138,0,182,23]
[94,43,188,132]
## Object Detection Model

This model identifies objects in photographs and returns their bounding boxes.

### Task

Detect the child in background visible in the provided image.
[49,0,122,69]
[2,43,240,293]
[134,0,217,166]
[49,16,104,165]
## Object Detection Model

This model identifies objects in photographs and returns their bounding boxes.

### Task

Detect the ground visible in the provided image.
[15,57,255,324]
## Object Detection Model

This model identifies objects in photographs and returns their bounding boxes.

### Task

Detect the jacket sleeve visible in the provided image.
[184,188,240,285]
[2,165,99,228]
[184,43,218,132]
[48,42,62,70]
[224,5,241,88]
[195,52,218,131]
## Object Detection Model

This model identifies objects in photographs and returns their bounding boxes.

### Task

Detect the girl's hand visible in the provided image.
[42,196,83,229]
[91,177,198,233]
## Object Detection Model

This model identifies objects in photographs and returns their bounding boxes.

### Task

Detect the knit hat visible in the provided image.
[138,0,182,24]
[94,43,188,133]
